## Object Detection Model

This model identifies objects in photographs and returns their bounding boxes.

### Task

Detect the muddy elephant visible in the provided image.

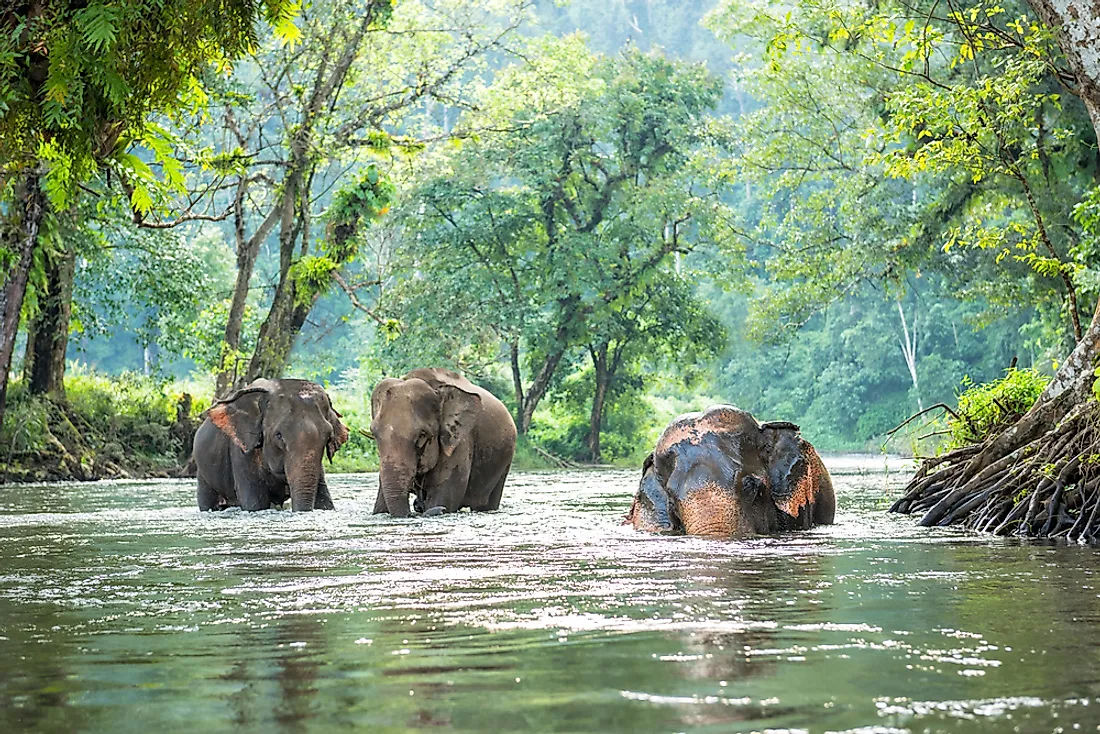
[370,368,517,517]
[193,378,349,512]
[626,405,834,537]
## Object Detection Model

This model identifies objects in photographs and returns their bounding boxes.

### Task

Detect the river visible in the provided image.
[2,457,1100,732]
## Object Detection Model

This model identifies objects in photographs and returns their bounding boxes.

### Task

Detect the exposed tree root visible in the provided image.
[891,400,1100,541]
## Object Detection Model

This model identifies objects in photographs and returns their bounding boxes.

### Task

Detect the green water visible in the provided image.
[2,458,1100,733]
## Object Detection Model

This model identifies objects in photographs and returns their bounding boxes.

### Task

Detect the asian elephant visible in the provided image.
[193,378,349,512]
[370,368,517,517]
[626,405,834,537]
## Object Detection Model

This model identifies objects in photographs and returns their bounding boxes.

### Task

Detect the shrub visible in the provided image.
[948,368,1050,448]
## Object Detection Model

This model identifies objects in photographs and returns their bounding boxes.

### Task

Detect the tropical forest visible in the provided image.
[3,0,1100,731]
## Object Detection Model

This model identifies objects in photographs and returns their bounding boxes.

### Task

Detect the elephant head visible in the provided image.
[626,405,834,537]
[370,375,481,517]
[207,378,349,511]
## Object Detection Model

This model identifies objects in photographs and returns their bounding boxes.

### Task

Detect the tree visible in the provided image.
[583,272,724,462]
[890,0,1100,537]
[706,0,1095,350]
[390,39,738,436]
[189,0,531,396]
[0,0,297,429]
[711,0,1100,536]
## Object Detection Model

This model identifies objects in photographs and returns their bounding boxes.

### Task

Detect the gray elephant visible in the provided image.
[626,405,835,537]
[193,378,349,512]
[370,368,517,517]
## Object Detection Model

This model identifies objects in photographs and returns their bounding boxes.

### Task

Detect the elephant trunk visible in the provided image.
[287,454,321,512]
[379,460,414,517]
[675,483,749,538]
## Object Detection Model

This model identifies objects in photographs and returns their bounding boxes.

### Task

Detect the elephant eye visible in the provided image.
[274,431,284,444]
[415,431,430,449]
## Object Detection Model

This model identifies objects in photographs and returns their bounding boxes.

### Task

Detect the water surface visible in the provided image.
[3,457,1100,733]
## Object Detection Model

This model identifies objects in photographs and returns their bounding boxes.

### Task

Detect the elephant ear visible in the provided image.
[208,385,270,453]
[437,385,482,457]
[760,421,816,520]
[629,452,676,533]
[324,399,350,462]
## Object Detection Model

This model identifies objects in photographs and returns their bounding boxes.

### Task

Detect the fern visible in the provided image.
[76,3,121,53]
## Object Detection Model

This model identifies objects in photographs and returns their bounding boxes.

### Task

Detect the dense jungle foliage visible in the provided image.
[2,0,1099,479]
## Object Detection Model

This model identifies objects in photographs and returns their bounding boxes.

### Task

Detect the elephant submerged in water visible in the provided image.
[193,378,349,511]
[370,368,516,517]
[626,405,834,537]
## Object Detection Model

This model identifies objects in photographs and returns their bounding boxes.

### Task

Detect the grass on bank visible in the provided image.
[0,367,208,482]
[0,367,570,481]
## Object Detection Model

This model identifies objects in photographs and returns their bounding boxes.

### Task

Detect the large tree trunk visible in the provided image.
[0,174,46,432]
[518,347,566,434]
[1025,0,1100,137]
[510,340,525,428]
[245,282,314,382]
[586,343,610,463]
[215,174,284,396]
[892,2,1100,538]
[216,232,262,395]
[23,244,75,398]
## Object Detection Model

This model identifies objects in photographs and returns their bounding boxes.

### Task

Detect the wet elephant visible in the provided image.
[626,405,834,537]
[193,378,349,512]
[370,368,516,517]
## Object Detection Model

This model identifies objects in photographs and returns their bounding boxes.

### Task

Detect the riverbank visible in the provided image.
[0,373,202,483]
[0,370,914,484]
[0,374,566,483]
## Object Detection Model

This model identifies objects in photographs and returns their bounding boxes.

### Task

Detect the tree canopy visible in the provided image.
[3,0,1100,480]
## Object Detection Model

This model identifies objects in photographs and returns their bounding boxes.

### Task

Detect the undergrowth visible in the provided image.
[947,367,1050,448]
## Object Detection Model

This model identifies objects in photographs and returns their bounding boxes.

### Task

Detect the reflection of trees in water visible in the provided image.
[0,497,87,731]
[272,616,325,730]
[218,612,328,731]
[651,549,832,729]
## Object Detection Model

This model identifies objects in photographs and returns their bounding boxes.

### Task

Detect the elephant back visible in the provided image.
[404,367,481,397]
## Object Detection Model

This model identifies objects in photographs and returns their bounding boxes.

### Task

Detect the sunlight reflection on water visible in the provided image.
[3,457,1100,732]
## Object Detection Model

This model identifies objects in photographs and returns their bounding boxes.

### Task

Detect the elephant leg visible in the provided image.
[372,487,388,514]
[423,443,473,514]
[230,450,271,511]
[470,464,509,512]
[315,472,335,510]
[197,475,221,511]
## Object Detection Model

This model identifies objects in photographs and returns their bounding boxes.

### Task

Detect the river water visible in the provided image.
[2,457,1100,733]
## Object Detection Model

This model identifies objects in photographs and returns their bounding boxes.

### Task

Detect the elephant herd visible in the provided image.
[193,367,835,538]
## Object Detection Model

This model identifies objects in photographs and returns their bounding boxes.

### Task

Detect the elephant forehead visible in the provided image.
[278,380,326,403]
[657,406,758,451]
[297,384,323,400]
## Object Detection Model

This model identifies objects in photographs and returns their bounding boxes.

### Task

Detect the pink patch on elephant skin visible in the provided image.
[775,443,827,519]
[209,404,248,453]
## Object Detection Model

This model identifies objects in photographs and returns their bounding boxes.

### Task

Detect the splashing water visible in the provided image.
[2,456,1100,732]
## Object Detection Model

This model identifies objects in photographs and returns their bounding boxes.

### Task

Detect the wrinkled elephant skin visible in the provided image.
[370,367,517,517]
[193,378,348,512]
[625,405,835,538]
